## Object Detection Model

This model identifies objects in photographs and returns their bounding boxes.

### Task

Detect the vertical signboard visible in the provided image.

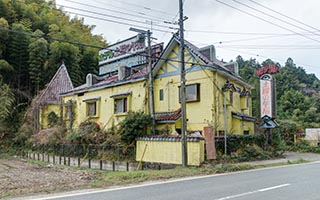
[260,74,275,118]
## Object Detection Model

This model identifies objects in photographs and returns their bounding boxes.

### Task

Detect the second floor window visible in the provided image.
[179,83,200,102]
[87,102,97,116]
[115,98,127,113]
[159,89,164,101]
[229,91,233,104]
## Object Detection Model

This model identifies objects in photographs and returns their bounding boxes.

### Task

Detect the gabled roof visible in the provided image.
[152,34,253,89]
[36,64,74,104]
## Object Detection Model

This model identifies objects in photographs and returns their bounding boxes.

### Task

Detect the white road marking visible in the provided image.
[215,184,291,200]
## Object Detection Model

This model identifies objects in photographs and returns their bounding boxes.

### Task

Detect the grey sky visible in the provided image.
[56,0,320,77]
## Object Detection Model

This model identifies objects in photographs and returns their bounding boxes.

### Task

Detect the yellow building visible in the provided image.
[152,35,255,136]
[34,64,74,130]
[39,35,255,136]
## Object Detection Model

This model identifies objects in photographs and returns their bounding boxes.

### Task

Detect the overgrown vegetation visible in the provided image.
[215,133,284,162]
[0,0,106,143]
[27,112,152,161]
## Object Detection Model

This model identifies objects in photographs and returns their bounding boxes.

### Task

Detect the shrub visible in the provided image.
[118,111,152,145]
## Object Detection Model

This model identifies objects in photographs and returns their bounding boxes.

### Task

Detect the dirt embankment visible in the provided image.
[0,157,96,198]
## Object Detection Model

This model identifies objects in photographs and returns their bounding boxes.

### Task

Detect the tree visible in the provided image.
[0,17,9,58]
[28,29,48,93]
[48,41,83,86]
[0,82,15,122]
[7,23,31,94]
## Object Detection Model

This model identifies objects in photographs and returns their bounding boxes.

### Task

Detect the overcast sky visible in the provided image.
[56,0,320,77]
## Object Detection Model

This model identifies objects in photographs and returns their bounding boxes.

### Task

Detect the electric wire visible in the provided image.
[110,0,176,17]
[232,0,320,36]
[248,0,320,33]
[88,0,174,22]
[60,0,169,24]
[217,46,318,70]
[215,0,320,44]
[64,11,174,33]
[57,4,177,30]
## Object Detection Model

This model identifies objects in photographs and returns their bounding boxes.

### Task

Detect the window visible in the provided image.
[159,89,164,101]
[115,98,127,114]
[179,83,200,102]
[229,91,233,104]
[243,130,250,135]
[64,105,72,119]
[87,102,97,116]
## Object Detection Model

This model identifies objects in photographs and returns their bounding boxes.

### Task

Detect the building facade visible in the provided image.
[39,34,255,136]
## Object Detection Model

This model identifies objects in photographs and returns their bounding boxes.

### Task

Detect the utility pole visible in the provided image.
[179,0,188,167]
[129,28,155,135]
[147,30,156,135]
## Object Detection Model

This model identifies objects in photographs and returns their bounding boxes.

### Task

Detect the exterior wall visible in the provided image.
[136,139,205,166]
[213,72,254,135]
[39,104,60,129]
[154,44,254,135]
[62,80,147,130]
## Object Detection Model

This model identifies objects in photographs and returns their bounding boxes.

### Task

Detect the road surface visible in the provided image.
[35,161,320,200]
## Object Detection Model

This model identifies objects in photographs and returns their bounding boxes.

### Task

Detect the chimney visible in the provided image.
[199,45,216,61]
[86,73,99,87]
[224,62,239,75]
[118,66,131,80]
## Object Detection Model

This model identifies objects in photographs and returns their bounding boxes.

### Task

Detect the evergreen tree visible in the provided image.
[28,29,48,94]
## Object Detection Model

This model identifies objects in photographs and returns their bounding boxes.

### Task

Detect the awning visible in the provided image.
[82,96,101,102]
[110,92,132,98]
[232,112,256,122]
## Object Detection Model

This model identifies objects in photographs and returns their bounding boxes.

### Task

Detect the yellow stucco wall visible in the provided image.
[62,79,148,130]
[136,139,205,166]
[39,104,61,129]
[154,44,255,135]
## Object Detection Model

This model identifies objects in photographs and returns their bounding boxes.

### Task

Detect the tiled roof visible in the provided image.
[36,64,73,104]
[69,68,147,94]
[154,108,181,122]
[63,44,163,95]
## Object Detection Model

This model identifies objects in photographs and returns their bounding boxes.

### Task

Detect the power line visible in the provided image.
[111,0,176,17]
[89,0,173,22]
[57,4,177,30]
[0,27,105,49]
[65,10,173,33]
[232,0,320,36]
[248,0,320,33]
[217,44,320,50]
[186,29,320,36]
[60,0,169,24]
[215,0,320,44]
[217,46,319,70]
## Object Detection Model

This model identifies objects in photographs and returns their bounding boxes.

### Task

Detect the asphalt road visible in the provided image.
[37,162,320,200]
